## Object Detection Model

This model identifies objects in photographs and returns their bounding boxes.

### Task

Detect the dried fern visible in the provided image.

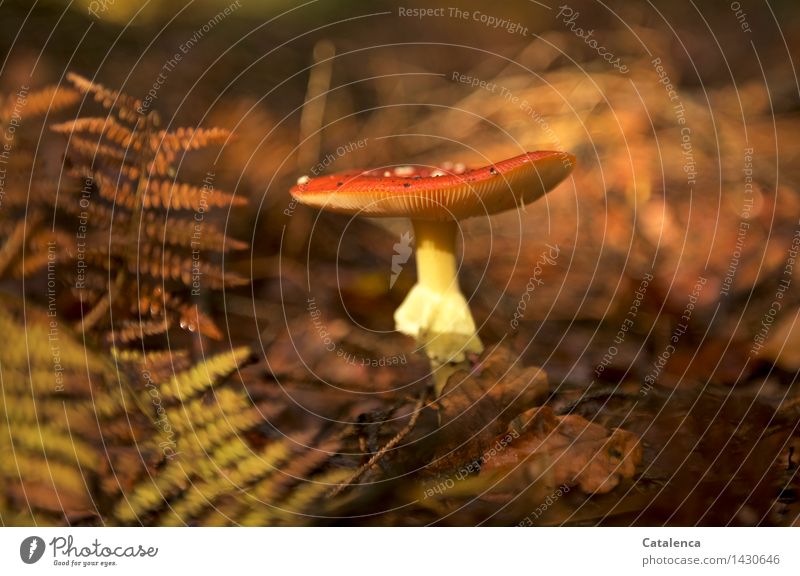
[0,84,78,278]
[0,76,360,529]
[45,72,249,345]
[66,71,142,122]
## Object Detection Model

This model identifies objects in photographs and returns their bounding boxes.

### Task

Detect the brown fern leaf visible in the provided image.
[59,196,118,230]
[67,71,142,122]
[67,170,131,207]
[46,73,250,348]
[145,179,247,211]
[0,86,79,122]
[68,135,131,163]
[115,317,171,343]
[131,283,168,317]
[83,160,143,182]
[138,211,248,252]
[177,304,224,340]
[127,285,223,340]
[146,155,174,176]
[154,127,232,155]
[20,86,80,118]
[86,241,246,289]
[0,218,29,276]
[84,172,245,213]
[9,229,75,278]
[133,244,246,289]
[113,347,192,385]
[52,116,137,149]
[112,162,142,181]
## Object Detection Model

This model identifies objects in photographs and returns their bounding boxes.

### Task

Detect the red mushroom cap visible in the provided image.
[290,151,575,220]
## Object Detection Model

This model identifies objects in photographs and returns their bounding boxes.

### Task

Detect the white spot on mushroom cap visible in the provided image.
[393,166,416,177]
[296,175,310,185]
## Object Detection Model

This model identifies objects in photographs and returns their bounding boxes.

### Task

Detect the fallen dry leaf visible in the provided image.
[481,406,642,495]
[428,345,549,472]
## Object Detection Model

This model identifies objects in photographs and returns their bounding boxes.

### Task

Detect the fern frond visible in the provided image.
[110,242,245,288]
[138,212,248,252]
[113,347,191,382]
[154,127,232,155]
[68,135,130,162]
[77,170,134,207]
[66,72,142,122]
[177,304,224,340]
[159,440,292,527]
[0,217,30,277]
[52,116,136,149]
[185,408,263,456]
[115,317,171,343]
[145,179,247,211]
[274,468,352,524]
[20,86,80,118]
[6,456,94,502]
[0,298,133,524]
[161,346,254,401]
[113,462,191,522]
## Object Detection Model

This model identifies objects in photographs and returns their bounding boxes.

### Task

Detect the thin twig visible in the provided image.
[328,389,429,498]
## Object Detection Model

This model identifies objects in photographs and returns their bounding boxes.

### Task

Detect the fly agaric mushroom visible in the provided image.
[291,151,575,367]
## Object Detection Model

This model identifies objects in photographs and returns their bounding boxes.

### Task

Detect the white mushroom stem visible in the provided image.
[394,219,484,366]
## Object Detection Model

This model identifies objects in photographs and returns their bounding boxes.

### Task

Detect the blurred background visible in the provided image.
[1,0,799,526]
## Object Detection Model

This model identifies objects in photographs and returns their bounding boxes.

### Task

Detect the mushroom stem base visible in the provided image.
[394,283,484,364]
